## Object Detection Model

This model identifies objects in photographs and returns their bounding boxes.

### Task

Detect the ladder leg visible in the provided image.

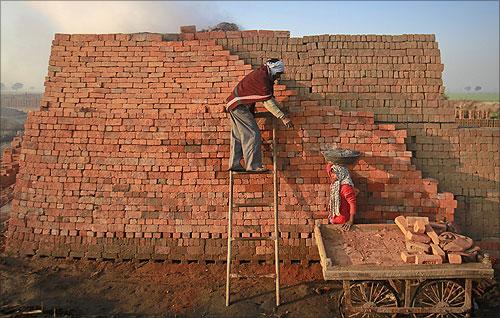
[272,120,280,306]
[225,171,234,306]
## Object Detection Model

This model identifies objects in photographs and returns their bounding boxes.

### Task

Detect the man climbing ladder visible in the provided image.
[225,59,294,307]
[225,58,294,172]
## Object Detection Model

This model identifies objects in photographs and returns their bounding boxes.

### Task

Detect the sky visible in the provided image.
[1,1,499,93]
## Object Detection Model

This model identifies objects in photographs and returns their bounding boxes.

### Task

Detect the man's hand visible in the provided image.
[341,219,353,232]
[281,116,294,128]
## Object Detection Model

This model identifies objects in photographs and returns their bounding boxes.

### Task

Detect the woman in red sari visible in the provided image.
[326,163,357,231]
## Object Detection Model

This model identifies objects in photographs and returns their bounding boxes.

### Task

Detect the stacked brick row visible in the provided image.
[0,93,42,113]
[456,109,494,120]
[453,101,500,128]
[454,119,500,128]
[5,32,456,261]
[1,136,22,206]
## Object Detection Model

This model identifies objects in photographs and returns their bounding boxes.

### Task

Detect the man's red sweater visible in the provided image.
[225,65,274,112]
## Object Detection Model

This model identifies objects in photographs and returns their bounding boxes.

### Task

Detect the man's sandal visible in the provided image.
[246,166,269,173]
[227,167,246,172]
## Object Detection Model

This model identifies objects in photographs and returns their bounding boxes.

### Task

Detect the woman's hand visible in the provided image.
[341,220,353,231]
[342,215,354,231]
[354,187,360,196]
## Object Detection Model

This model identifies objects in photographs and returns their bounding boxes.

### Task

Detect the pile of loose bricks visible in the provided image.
[6,26,495,262]
[396,215,477,265]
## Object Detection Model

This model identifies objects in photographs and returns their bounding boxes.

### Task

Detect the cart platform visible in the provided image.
[314,223,494,317]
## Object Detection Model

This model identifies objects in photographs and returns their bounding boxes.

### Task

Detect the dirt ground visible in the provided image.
[0,256,339,317]
[1,202,499,317]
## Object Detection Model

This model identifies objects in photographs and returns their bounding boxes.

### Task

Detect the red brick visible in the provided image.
[400,251,416,263]
[415,254,443,264]
[406,231,431,244]
[406,241,430,254]
[413,220,426,234]
[447,253,462,264]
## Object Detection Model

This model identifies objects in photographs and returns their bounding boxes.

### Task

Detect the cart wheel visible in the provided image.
[411,280,468,318]
[339,281,400,318]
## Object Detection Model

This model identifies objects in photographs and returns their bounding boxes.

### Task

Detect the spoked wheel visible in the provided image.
[339,281,400,318]
[412,280,468,318]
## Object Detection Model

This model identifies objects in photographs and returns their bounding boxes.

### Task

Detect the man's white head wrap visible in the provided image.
[266,60,285,76]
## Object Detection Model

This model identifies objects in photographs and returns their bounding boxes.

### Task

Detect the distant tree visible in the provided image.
[464,86,471,92]
[201,22,240,32]
[0,82,5,91]
[12,82,24,92]
[474,86,482,92]
[210,22,239,31]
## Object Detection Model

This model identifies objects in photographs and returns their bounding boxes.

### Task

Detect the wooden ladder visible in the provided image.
[225,114,280,307]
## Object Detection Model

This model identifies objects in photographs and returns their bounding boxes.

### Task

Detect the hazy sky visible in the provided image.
[1,1,499,93]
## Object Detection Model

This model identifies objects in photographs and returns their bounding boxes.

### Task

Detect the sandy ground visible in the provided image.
[1,203,498,317]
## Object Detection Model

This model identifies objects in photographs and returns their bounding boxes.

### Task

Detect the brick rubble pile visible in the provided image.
[396,215,480,265]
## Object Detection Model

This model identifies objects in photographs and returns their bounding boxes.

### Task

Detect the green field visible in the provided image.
[446,92,499,101]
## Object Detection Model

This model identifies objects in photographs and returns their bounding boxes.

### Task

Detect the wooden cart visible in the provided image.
[314,223,494,317]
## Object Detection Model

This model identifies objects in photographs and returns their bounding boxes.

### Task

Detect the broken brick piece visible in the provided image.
[413,220,427,234]
[395,216,409,236]
[406,216,429,227]
[425,225,440,245]
[406,231,431,244]
[415,254,443,265]
[429,222,447,235]
[430,243,445,259]
[401,251,416,263]
[448,253,462,264]
[406,241,431,254]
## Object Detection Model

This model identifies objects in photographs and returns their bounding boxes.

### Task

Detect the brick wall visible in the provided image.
[1,30,464,261]
[204,30,452,123]
[408,123,500,240]
[190,28,498,242]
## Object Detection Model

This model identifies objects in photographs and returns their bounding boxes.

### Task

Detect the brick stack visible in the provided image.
[407,123,500,240]
[186,28,498,243]
[0,93,42,113]
[1,135,22,206]
[5,31,457,261]
[205,30,451,123]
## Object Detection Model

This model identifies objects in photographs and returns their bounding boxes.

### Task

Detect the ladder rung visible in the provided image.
[232,170,273,175]
[232,236,274,242]
[230,273,276,279]
[234,202,273,208]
